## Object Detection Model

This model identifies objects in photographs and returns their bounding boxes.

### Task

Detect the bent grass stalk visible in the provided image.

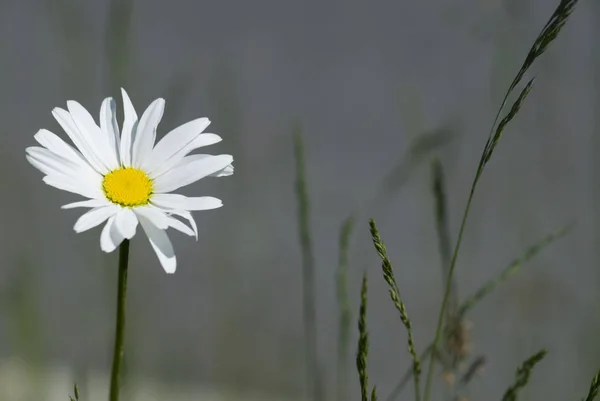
[422,2,579,400]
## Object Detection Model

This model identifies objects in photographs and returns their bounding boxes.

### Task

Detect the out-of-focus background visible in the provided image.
[0,0,598,400]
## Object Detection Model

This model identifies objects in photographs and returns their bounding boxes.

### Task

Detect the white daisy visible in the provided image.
[26,88,233,273]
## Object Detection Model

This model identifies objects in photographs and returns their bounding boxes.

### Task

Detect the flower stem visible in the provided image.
[109,239,130,401]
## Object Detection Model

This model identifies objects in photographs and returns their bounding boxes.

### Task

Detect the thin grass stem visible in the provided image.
[337,216,355,401]
[293,129,322,401]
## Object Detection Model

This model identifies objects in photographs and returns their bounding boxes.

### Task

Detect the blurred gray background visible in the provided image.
[0,0,597,400]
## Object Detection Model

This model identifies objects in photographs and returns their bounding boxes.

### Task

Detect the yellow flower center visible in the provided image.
[102,167,153,207]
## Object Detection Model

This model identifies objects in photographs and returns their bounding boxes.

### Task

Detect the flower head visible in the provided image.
[26,89,233,273]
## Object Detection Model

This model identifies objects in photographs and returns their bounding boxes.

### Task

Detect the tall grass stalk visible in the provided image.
[422,2,578,400]
[369,219,421,401]
[293,130,323,401]
[337,216,355,401]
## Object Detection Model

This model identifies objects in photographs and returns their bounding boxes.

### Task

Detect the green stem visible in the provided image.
[109,239,130,401]
[423,172,481,401]
[293,131,322,401]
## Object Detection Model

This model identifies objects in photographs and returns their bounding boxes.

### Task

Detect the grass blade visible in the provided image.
[583,370,600,401]
[376,127,458,202]
[370,219,421,401]
[423,2,579,400]
[501,349,547,401]
[457,223,573,318]
[337,216,355,401]
[357,273,370,401]
[293,129,322,401]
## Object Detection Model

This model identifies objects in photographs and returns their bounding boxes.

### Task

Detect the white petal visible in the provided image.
[100,97,120,160]
[34,129,89,168]
[212,163,234,177]
[67,100,119,170]
[42,174,104,199]
[166,215,195,237]
[138,215,176,273]
[62,199,110,209]
[119,88,138,167]
[26,147,81,177]
[132,98,165,167]
[27,147,104,193]
[153,154,233,193]
[148,132,222,178]
[172,154,234,177]
[114,208,138,239]
[52,107,108,174]
[168,210,198,240]
[146,118,211,168]
[100,216,125,253]
[133,205,169,229]
[151,194,223,211]
[73,205,119,233]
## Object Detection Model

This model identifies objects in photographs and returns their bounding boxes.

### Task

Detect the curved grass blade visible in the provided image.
[376,127,458,202]
[457,223,574,319]
[501,349,547,401]
[583,370,600,401]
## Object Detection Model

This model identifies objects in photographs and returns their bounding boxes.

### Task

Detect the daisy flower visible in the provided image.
[26,89,233,273]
